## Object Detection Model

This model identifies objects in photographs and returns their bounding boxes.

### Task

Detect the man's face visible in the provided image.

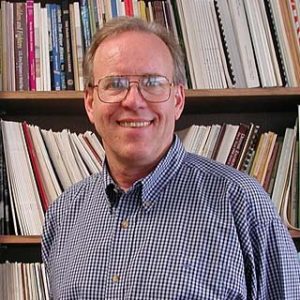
[84,31,185,169]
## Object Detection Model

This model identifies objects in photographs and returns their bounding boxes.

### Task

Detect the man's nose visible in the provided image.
[121,82,147,108]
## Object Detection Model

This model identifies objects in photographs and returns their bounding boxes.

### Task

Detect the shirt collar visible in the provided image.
[102,135,186,211]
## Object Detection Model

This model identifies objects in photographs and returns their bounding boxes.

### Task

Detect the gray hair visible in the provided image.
[83,16,186,89]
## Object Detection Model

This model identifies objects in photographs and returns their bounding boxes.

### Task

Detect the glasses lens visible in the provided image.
[97,75,171,103]
[140,76,171,102]
[98,76,129,102]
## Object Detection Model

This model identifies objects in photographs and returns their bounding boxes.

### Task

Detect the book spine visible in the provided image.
[226,123,250,167]
[49,4,61,91]
[27,0,36,91]
[14,2,29,91]
[124,0,133,16]
[61,0,75,90]
[80,0,92,50]
[57,4,66,90]
[264,0,288,86]
[22,122,49,212]
[110,0,117,17]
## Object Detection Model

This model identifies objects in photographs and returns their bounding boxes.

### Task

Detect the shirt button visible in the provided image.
[112,274,120,283]
[121,219,129,229]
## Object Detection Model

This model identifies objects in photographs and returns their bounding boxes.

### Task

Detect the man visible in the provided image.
[42,17,300,299]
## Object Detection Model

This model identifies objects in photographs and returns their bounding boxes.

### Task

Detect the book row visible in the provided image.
[0,262,49,300]
[1,113,300,236]
[0,120,105,236]
[178,112,299,231]
[0,0,175,92]
[1,0,300,91]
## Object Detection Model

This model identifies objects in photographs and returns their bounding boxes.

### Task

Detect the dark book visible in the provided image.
[57,4,67,90]
[61,0,75,90]
[211,123,226,161]
[226,123,250,168]
[236,124,260,171]
[170,0,192,88]
[0,124,4,234]
[79,0,92,50]
[48,3,61,91]
[267,137,283,195]
[263,139,281,192]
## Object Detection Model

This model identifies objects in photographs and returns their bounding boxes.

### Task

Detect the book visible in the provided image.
[215,124,239,164]
[27,0,36,91]
[13,2,29,91]
[226,123,250,167]
[22,122,49,212]
[61,0,75,90]
[272,125,297,212]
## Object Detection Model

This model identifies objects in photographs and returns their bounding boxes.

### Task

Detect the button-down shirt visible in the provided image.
[42,136,300,299]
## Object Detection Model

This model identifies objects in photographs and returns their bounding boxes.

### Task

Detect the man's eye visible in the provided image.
[143,77,161,87]
[105,78,128,89]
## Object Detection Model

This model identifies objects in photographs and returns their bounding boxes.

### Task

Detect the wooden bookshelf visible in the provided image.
[1,87,300,253]
[0,235,41,244]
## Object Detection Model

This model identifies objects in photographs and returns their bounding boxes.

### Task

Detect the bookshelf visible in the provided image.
[1,0,300,297]
[1,87,300,257]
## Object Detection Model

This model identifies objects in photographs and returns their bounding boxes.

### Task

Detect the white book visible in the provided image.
[41,264,50,300]
[69,134,90,178]
[214,0,247,87]
[209,0,233,88]
[227,0,260,87]
[83,131,105,164]
[73,1,84,90]
[257,0,282,86]
[272,126,297,212]
[41,6,51,91]
[243,0,277,87]
[175,0,197,87]
[41,129,73,190]
[78,133,102,171]
[196,125,211,156]
[204,0,228,88]
[2,120,44,235]
[70,133,99,174]
[202,124,221,159]
[215,124,239,164]
[56,130,84,184]
[29,125,62,203]
[181,0,210,88]
[34,2,42,91]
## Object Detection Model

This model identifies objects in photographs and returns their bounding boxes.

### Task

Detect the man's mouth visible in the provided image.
[118,121,152,128]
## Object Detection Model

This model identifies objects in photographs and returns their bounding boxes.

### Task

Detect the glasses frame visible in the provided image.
[90,75,175,104]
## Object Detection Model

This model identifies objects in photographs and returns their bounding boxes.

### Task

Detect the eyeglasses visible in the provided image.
[91,75,174,103]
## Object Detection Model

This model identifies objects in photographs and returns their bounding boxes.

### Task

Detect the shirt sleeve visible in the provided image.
[251,218,300,299]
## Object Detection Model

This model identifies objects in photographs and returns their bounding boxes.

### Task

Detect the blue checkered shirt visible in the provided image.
[42,136,300,299]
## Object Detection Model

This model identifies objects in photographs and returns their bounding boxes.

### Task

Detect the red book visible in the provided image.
[22,122,49,211]
[124,0,133,16]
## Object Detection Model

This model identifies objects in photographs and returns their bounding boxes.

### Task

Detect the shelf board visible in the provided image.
[1,230,300,244]
[1,87,300,115]
[0,235,41,244]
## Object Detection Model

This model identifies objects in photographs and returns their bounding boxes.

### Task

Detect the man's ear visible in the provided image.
[84,88,95,124]
[174,84,185,120]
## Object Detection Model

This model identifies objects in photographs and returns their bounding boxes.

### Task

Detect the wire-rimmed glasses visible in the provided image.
[91,75,174,103]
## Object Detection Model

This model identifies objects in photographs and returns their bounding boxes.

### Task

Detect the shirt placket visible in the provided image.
[106,191,140,299]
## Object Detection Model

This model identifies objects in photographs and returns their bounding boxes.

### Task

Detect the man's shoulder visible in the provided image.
[49,172,103,211]
[182,152,263,192]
